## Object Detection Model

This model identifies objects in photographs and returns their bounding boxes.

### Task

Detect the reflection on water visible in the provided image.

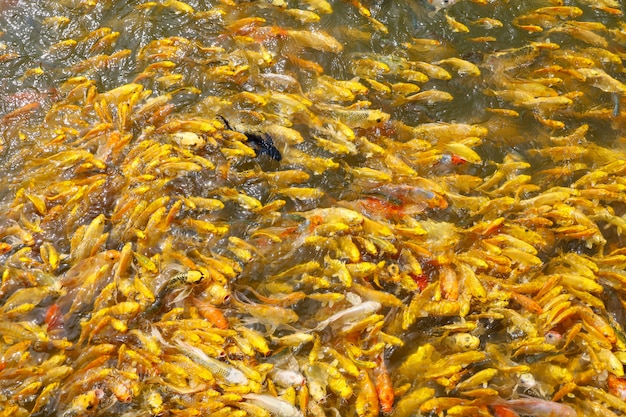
[1,0,626,416]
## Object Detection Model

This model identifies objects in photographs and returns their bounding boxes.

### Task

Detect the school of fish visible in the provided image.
[1,0,626,416]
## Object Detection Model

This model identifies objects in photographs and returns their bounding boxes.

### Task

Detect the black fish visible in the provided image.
[218,116,282,161]
[243,131,282,161]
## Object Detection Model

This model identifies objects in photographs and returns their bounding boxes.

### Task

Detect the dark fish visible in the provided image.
[601,285,626,327]
[218,115,282,161]
[243,131,282,161]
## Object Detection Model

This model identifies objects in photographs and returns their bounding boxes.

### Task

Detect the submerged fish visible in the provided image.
[427,0,457,11]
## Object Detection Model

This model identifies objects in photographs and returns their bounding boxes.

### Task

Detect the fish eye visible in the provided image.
[33,340,47,352]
